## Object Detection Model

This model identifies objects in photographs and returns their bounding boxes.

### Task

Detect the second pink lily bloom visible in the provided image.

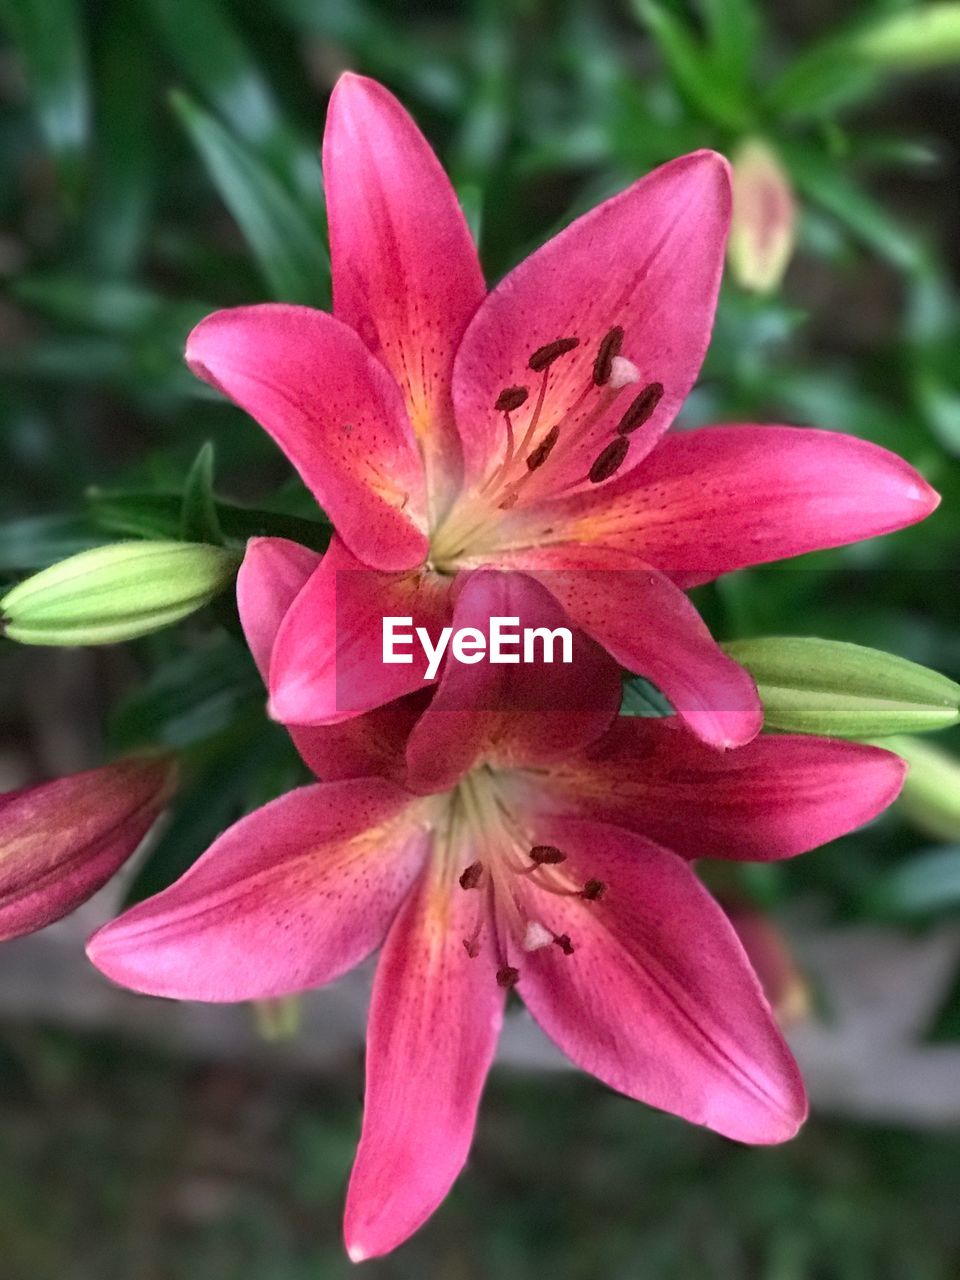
[186,74,938,747]
[88,546,907,1262]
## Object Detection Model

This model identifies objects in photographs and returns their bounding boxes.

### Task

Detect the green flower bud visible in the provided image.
[854,4,960,69]
[1,541,240,645]
[723,636,960,738]
[882,736,960,842]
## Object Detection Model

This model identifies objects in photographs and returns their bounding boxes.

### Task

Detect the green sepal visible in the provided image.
[180,442,225,545]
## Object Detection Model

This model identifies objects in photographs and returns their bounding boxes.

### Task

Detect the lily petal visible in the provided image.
[530,567,761,748]
[518,817,807,1144]
[453,151,730,494]
[324,73,485,506]
[501,426,939,586]
[295,692,431,785]
[237,536,422,782]
[185,305,429,570]
[539,719,907,860]
[344,849,504,1262]
[269,535,453,725]
[87,779,426,1000]
[237,536,322,680]
[0,758,175,941]
[406,570,621,792]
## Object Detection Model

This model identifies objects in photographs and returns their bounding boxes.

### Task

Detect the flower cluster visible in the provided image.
[1,74,945,1263]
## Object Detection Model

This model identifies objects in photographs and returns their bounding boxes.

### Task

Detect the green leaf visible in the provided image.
[770,6,960,123]
[0,0,90,201]
[109,642,261,751]
[180,443,224,545]
[621,676,675,718]
[767,43,881,122]
[86,491,184,540]
[86,487,333,551]
[855,3,960,69]
[781,142,925,272]
[0,514,107,572]
[9,275,212,401]
[926,961,960,1041]
[121,722,273,905]
[144,0,281,146]
[698,0,761,85]
[12,275,210,338]
[143,0,324,215]
[270,0,463,110]
[172,90,330,305]
[632,0,751,128]
[83,3,155,275]
[871,846,960,920]
[723,637,960,737]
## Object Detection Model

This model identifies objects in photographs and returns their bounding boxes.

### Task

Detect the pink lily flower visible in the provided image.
[0,755,176,942]
[184,73,938,748]
[87,559,906,1261]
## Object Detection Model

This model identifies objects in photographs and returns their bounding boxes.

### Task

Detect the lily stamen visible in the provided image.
[494,386,529,412]
[527,336,580,371]
[616,381,664,435]
[588,436,629,484]
[452,774,603,986]
[593,325,624,386]
[525,423,560,472]
[522,920,576,955]
[459,860,484,890]
[432,332,651,563]
[529,844,566,865]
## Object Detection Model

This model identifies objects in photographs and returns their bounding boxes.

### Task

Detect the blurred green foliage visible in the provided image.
[1,0,958,986]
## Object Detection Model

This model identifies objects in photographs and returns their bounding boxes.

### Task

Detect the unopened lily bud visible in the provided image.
[723,637,960,738]
[728,138,796,294]
[854,3,960,69]
[724,902,810,1027]
[0,756,176,942]
[1,541,240,645]
[883,736,960,842]
[252,995,302,1041]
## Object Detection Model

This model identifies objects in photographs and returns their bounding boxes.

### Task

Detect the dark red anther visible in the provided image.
[459,861,484,890]
[588,436,629,484]
[530,844,566,865]
[581,879,606,901]
[616,382,664,435]
[496,965,520,989]
[495,385,530,412]
[526,424,560,472]
[528,337,580,372]
[593,325,624,386]
[554,933,575,955]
